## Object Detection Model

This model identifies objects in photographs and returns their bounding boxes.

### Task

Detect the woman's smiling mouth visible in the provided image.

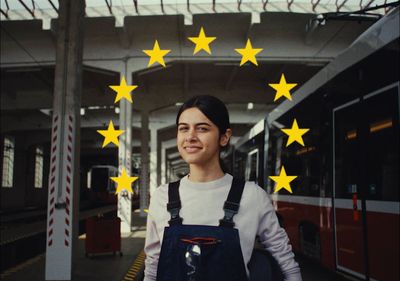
[184,146,202,153]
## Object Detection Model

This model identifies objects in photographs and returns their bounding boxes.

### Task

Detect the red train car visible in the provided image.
[228,10,399,281]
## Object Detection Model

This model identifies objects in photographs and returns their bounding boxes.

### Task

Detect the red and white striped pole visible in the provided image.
[45,0,84,280]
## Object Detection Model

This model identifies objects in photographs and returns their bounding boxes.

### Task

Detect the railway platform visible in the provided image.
[1,209,147,281]
[1,208,356,281]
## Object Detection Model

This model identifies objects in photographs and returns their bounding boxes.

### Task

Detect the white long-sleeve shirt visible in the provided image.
[144,173,302,281]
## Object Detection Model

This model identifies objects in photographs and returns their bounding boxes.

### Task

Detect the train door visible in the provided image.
[333,83,400,280]
[333,97,366,279]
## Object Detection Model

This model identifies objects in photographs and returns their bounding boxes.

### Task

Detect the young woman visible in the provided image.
[144,95,302,281]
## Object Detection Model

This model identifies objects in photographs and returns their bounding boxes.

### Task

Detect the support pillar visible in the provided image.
[149,127,157,196]
[161,144,166,185]
[161,139,178,185]
[118,72,133,233]
[45,0,84,280]
[140,111,150,217]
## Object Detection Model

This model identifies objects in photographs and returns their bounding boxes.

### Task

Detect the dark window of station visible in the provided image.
[1,136,15,188]
[34,146,44,189]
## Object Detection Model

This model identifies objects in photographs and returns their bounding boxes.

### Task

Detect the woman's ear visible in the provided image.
[220,128,232,147]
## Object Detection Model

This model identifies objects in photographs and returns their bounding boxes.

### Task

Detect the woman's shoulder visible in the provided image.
[242,179,268,194]
[241,180,271,205]
[150,183,169,204]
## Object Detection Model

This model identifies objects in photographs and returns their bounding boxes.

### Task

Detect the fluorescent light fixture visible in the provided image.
[88,106,101,110]
[39,109,52,116]
[80,108,85,116]
[247,103,254,110]
[175,102,183,106]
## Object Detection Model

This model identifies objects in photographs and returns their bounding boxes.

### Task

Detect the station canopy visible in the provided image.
[0,0,392,27]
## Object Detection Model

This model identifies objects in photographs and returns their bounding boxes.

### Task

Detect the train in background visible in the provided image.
[86,165,119,205]
[223,9,399,281]
[86,165,140,206]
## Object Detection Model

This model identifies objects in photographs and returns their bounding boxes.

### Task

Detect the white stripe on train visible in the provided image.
[270,194,400,215]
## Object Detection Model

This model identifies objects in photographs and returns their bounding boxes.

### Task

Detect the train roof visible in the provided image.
[267,7,400,124]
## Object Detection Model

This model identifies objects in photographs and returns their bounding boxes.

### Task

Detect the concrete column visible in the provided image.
[117,72,133,233]
[150,127,157,195]
[161,139,178,185]
[161,144,166,185]
[45,0,84,280]
[140,111,150,217]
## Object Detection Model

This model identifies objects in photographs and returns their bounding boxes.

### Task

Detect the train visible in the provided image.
[223,8,399,281]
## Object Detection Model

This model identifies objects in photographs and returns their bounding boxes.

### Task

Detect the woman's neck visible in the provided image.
[188,162,225,183]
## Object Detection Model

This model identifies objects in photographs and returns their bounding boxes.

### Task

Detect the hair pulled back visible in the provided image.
[176,95,231,136]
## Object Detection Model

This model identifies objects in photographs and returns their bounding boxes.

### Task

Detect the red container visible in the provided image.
[85,216,122,257]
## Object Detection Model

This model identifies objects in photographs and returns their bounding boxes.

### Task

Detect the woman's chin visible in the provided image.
[183,156,206,165]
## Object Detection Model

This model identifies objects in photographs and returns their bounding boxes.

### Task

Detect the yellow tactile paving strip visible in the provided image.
[121,250,146,281]
[0,253,44,279]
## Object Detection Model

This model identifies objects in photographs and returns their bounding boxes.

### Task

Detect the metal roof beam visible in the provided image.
[105,0,112,15]
[133,0,138,13]
[48,0,59,14]
[18,0,35,18]
[0,8,9,19]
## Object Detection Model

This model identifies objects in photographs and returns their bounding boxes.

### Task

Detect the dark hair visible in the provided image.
[176,95,230,137]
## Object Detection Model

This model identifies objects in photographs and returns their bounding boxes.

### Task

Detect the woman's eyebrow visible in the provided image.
[195,122,211,126]
[177,122,211,126]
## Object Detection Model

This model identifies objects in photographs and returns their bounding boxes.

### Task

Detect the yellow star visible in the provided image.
[109,76,138,103]
[234,39,263,66]
[143,40,171,67]
[188,27,216,55]
[269,166,297,194]
[111,168,138,195]
[281,119,310,147]
[269,74,297,102]
[97,120,125,148]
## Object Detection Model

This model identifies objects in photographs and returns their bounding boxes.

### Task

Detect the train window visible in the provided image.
[34,146,44,188]
[334,101,359,199]
[334,87,399,202]
[363,88,399,202]
[1,136,15,188]
[90,167,109,192]
[246,149,258,182]
[265,133,281,194]
[234,150,247,180]
[270,118,322,197]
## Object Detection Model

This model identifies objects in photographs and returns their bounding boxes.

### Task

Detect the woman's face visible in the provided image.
[177,107,230,166]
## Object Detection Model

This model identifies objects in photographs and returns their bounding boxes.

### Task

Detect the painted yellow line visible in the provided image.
[121,250,146,281]
[0,254,44,279]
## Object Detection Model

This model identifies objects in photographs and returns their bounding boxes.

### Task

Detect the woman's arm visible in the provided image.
[256,191,303,281]
[143,200,162,281]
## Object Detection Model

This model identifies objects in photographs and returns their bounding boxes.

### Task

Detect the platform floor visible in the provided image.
[1,209,357,281]
[1,209,147,281]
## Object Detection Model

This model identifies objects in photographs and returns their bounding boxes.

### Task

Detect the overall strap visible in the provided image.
[167,180,183,225]
[219,178,246,228]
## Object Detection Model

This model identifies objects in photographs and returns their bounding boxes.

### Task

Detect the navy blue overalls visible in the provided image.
[156,178,249,281]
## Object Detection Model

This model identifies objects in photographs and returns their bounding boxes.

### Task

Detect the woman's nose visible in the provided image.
[185,129,197,141]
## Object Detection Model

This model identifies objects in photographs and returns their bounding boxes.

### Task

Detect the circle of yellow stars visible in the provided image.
[96,26,308,195]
